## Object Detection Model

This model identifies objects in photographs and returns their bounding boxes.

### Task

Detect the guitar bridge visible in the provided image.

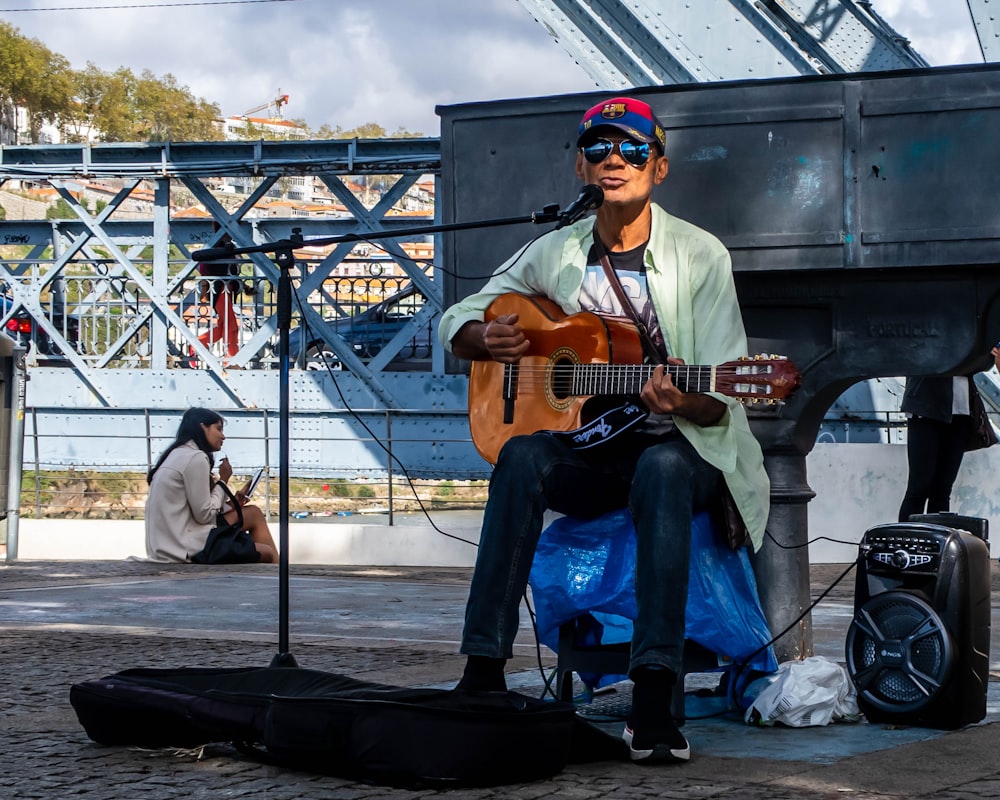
[502,363,518,424]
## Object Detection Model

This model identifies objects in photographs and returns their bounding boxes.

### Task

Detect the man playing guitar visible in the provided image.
[439,96,771,765]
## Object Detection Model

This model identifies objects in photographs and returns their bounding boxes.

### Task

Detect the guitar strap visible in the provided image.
[597,250,667,364]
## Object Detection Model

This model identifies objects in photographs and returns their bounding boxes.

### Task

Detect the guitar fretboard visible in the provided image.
[504,362,715,399]
[568,363,714,395]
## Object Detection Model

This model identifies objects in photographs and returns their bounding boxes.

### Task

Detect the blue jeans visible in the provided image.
[461,430,721,676]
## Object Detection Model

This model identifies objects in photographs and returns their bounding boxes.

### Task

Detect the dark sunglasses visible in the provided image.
[580,138,653,167]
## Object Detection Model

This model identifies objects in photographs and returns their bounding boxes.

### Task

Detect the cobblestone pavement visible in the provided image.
[4,559,1000,799]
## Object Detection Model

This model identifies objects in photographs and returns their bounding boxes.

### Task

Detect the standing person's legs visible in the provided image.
[898,416,944,521]
[197,291,240,359]
[198,290,221,347]
[926,414,972,513]
[216,291,240,358]
[458,433,631,689]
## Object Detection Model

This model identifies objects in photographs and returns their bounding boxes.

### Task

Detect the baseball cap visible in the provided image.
[577,96,666,152]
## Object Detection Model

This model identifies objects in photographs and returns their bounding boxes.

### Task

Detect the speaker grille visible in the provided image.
[846,591,954,713]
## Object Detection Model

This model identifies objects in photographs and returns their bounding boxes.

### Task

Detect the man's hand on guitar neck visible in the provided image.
[640,361,727,427]
[452,313,531,363]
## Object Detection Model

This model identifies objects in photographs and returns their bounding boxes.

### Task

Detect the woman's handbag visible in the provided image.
[191,482,260,564]
[965,387,998,452]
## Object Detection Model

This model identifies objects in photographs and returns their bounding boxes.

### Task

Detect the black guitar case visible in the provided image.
[69,666,623,788]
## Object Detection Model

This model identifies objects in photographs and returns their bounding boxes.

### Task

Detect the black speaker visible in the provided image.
[846,520,991,729]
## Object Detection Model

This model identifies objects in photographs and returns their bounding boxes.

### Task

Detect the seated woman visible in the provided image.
[145,407,277,563]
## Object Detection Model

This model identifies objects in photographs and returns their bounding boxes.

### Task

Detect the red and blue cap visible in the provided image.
[577,96,666,152]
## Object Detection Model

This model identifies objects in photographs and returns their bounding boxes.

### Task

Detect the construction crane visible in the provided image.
[242,92,290,120]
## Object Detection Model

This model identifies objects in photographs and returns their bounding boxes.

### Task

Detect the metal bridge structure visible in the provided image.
[0,139,474,479]
[0,0,992,482]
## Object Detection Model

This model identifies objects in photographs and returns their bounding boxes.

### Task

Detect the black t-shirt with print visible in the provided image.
[578,238,667,363]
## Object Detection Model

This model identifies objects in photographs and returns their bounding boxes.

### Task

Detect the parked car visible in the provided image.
[289,285,432,370]
[0,291,80,361]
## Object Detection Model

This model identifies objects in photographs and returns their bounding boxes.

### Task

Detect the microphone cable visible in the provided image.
[288,272,480,547]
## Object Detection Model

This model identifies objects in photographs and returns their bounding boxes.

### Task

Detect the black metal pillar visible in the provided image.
[751,449,816,662]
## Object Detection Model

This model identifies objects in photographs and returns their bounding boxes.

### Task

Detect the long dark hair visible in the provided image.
[147,407,224,484]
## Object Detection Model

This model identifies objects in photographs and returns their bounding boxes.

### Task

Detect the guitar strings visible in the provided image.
[498,364,783,373]
[498,363,788,395]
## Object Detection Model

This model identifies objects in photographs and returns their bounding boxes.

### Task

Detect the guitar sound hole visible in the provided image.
[550,358,574,400]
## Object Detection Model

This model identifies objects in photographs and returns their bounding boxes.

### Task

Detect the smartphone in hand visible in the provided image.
[245,468,266,498]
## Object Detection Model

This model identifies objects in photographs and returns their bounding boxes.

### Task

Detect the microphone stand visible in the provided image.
[193,200,574,668]
[270,235,299,667]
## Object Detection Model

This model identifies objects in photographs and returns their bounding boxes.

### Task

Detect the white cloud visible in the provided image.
[877,0,981,65]
[0,0,988,136]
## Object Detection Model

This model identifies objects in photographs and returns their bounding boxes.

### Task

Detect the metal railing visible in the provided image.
[19,405,490,522]
[4,267,435,372]
[815,411,909,445]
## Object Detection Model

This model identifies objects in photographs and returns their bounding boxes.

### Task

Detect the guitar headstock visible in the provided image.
[716,355,801,402]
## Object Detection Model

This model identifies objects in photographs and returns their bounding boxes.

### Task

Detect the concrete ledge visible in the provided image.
[286,521,480,566]
[12,519,482,566]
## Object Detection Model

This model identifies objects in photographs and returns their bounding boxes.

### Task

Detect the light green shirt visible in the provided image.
[439,204,770,550]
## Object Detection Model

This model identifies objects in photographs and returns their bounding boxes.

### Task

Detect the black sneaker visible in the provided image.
[622,721,690,764]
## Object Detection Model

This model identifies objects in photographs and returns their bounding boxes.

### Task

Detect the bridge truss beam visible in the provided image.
[516,0,928,89]
[967,0,1000,62]
[0,138,446,410]
[0,138,498,480]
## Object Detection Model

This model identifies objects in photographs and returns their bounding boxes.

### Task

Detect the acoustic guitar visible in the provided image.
[468,293,800,464]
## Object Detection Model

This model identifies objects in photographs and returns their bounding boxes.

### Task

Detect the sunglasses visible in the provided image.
[580,138,653,167]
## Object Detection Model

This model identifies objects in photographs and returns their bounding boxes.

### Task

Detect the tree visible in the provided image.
[132,70,221,142]
[65,64,135,142]
[65,65,222,143]
[0,18,424,145]
[0,21,74,142]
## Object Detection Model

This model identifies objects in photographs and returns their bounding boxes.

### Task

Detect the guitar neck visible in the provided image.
[527,362,716,397]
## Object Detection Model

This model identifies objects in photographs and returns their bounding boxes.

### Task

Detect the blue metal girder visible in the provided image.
[0,138,441,178]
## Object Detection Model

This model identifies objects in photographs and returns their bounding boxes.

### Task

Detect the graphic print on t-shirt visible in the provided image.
[578,241,666,362]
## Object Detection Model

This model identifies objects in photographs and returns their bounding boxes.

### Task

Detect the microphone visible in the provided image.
[555,184,604,229]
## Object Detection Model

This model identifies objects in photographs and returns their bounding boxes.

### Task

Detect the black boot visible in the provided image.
[456,656,507,692]
[623,666,690,764]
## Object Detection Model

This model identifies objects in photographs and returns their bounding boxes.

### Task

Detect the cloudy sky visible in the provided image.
[0,0,984,136]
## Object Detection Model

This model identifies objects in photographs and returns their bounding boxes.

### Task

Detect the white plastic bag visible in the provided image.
[744,656,860,727]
